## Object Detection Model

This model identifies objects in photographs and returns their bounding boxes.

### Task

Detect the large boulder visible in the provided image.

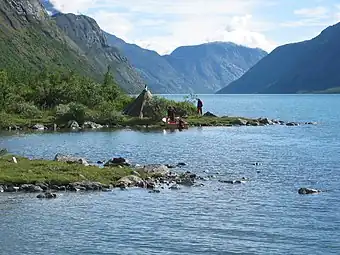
[83,121,103,129]
[104,157,130,167]
[32,124,46,130]
[298,187,321,194]
[0,148,7,156]
[117,175,144,187]
[37,192,57,199]
[233,118,248,126]
[258,118,273,125]
[136,164,170,176]
[54,153,89,166]
[20,184,43,192]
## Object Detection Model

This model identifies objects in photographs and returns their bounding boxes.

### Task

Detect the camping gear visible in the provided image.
[123,87,152,118]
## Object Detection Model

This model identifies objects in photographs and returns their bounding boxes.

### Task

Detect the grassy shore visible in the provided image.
[0,154,134,186]
[0,112,265,131]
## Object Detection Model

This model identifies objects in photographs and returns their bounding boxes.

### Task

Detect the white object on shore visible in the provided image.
[162,117,167,123]
[12,157,17,164]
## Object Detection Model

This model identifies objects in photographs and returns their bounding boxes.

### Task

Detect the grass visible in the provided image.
[186,116,256,126]
[0,112,264,131]
[0,154,135,186]
[0,112,55,130]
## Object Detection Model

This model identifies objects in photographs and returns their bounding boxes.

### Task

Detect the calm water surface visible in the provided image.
[1,95,340,255]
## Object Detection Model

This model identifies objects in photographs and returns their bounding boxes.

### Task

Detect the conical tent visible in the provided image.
[123,86,153,118]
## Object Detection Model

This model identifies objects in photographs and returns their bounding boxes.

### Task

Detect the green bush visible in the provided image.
[92,102,125,124]
[7,101,42,118]
[55,103,87,125]
[143,96,196,120]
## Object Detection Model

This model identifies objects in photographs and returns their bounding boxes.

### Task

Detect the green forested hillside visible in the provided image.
[0,0,144,93]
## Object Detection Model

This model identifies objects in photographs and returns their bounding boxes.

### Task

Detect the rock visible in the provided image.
[146,181,156,189]
[37,192,57,199]
[32,124,46,130]
[298,187,321,195]
[83,121,103,129]
[286,122,298,126]
[258,118,273,125]
[37,193,45,199]
[51,185,60,191]
[131,170,141,176]
[0,148,8,156]
[137,164,170,176]
[20,184,43,192]
[149,189,161,193]
[219,180,245,184]
[67,120,80,129]
[0,185,4,192]
[117,175,143,187]
[45,192,57,199]
[97,160,104,164]
[234,118,248,126]
[4,185,19,192]
[177,178,195,186]
[69,181,103,191]
[54,153,89,166]
[104,157,130,167]
[59,186,66,191]
[169,184,180,190]
[36,183,49,191]
[177,162,187,167]
[203,111,218,117]
[165,164,176,169]
[247,121,260,126]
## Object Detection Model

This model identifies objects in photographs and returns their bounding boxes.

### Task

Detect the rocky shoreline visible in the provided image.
[0,152,324,199]
[3,113,318,133]
[0,153,213,198]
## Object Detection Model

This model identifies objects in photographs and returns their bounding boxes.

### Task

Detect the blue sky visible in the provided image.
[48,0,340,54]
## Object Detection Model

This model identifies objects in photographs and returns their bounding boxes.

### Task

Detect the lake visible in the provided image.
[1,94,340,255]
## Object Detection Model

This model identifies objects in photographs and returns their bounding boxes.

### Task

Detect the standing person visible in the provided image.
[167,106,175,122]
[197,98,203,116]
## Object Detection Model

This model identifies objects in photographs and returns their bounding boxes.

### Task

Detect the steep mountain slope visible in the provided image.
[53,13,145,93]
[217,22,340,94]
[106,33,192,93]
[165,42,267,93]
[0,0,144,93]
[106,34,267,94]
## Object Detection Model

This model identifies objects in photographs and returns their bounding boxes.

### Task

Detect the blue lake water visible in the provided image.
[1,94,340,255]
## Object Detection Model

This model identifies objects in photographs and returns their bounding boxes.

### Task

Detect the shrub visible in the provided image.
[92,102,125,124]
[143,96,196,120]
[55,103,87,125]
[7,101,42,118]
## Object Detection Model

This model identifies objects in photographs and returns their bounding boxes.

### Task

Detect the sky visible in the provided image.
[48,0,340,55]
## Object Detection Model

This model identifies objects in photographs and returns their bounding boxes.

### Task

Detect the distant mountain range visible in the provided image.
[4,1,339,95]
[8,0,266,94]
[106,34,267,93]
[217,22,340,94]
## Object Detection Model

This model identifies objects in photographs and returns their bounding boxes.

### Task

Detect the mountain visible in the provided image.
[217,22,340,94]
[0,0,144,93]
[52,13,145,93]
[106,34,267,94]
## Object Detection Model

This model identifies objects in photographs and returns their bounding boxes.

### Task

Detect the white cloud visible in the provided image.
[294,6,328,18]
[282,5,340,28]
[49,0,277,54]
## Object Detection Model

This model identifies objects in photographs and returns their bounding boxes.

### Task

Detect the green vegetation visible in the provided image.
[186,116,256,126]
[0,65,199,130]
[0,154,134,186]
